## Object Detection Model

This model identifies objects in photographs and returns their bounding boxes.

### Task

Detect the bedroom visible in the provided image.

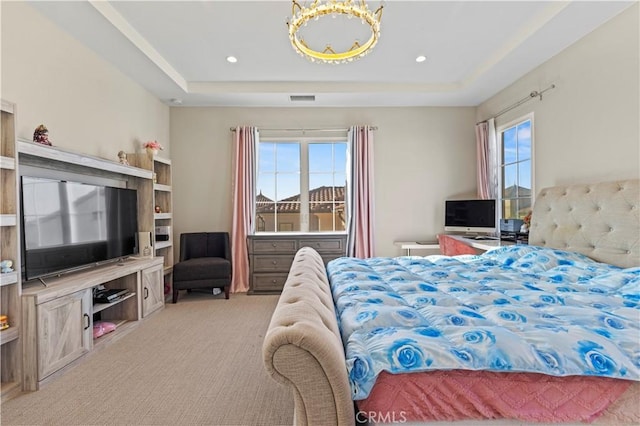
[0,0,638,424]
[1,1,638,257]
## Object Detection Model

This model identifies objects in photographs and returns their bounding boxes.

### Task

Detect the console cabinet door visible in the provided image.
[37,289,92,380]
[141,263,164,317]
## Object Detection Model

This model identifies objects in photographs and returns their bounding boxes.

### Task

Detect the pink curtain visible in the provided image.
[476,118,497,200]
[231,126,257,293]
[346,126,375,258]
[476,121,491,199]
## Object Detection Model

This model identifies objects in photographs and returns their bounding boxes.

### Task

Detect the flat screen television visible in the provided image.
[444,199,497,235]
[20,176,138,281]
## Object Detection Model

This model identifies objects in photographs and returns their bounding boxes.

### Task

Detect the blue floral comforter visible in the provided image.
[326,245,640,400]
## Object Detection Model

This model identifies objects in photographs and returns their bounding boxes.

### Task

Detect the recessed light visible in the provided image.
[416,55,427,63]
[226,56,238,63]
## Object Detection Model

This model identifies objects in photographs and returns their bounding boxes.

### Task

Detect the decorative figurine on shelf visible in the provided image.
[143,140,163,158]
[0,260,14,274]
[155,205,162,213]
[117,150,130,165]
[33,124,52,146]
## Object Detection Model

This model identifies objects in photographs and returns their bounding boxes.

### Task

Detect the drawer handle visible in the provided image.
[272,279,277,283]
[271,243,277,247]
[272,260,278,265]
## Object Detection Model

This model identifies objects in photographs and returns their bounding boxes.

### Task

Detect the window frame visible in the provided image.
[256,135,349,234]
[495,113,535,221]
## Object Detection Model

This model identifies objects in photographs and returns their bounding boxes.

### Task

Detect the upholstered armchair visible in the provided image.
[172,232,232,303]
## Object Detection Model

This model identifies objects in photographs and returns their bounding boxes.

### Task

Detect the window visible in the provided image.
[498,115,533,220]
[256,139,348,233]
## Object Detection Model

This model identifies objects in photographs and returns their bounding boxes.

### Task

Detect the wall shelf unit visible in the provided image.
[127,153,174,298]
[17,139,153,180]
[0,130,167,396]
[1,99,22,402]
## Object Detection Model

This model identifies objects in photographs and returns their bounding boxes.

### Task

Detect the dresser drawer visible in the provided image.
[252,274,288,292]
[251,239,297,254]
[252,254,295,272]
[299,237,345,254]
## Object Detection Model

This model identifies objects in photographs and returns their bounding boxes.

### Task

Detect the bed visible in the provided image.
[263,179,640,425]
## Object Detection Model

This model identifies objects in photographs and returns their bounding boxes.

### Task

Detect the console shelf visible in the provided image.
[21,257,164,391]
[93,292,137,314]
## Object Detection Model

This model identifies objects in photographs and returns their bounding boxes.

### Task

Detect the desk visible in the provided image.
[394,241,440,255]
[438,234,514,255]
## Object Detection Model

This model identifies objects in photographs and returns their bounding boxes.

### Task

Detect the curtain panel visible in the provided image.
[231,126,257,293]
[476,118,498,200]
[346,125,375,258]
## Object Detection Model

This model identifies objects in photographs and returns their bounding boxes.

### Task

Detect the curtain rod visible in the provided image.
[477,84,556,125]
[230,126,377,132]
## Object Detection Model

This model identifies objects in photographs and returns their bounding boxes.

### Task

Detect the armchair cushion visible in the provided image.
[173,257,231,281]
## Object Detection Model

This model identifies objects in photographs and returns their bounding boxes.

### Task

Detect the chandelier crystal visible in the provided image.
[287,0,383,64]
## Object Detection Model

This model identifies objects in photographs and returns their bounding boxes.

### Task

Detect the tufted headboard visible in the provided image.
[529,179,639,268]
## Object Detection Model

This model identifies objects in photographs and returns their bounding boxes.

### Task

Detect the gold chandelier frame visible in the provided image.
[287,0,384,64]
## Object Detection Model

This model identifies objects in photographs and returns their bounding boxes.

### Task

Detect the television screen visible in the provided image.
[444,199,496,234]
[20,176,138,280]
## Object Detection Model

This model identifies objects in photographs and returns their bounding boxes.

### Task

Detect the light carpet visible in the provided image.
[0,292,294,425]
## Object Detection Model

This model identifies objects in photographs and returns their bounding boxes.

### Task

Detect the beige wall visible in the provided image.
[1,2,170,160]
[170,107,477,257]
[477,4,639,192]
[5,1,636,261]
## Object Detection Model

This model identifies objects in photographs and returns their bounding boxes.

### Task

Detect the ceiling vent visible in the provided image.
[290,95,316,102]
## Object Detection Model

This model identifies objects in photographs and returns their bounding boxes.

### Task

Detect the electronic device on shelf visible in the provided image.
[444,199,497,235]
[155,225,170,242]
[20,176,139,281]
[93,288,129,304]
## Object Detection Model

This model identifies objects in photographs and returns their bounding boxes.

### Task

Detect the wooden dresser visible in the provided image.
[247,234,347,294]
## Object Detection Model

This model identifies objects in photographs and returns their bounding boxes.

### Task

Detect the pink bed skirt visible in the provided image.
[356,370,632,423]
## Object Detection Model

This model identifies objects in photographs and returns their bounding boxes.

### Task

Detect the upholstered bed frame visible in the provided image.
[262,179,640,425]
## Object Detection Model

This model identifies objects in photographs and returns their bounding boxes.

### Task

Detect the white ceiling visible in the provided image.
[28,1,635,108]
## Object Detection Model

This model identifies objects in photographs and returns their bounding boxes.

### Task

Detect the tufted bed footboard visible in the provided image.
[262,247,355,426]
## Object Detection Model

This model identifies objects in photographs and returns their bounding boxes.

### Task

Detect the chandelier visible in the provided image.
[287,0,384,64]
